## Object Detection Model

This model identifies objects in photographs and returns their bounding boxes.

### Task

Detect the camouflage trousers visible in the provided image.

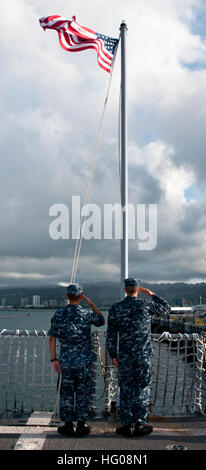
[118,357,152,425]
[58,363,92,423]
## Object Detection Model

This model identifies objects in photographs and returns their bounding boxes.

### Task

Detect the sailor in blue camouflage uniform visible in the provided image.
[48,283,105,437]
[107,278,170,437]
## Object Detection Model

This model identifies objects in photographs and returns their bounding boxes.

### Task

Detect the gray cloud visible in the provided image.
[1,0,206,286]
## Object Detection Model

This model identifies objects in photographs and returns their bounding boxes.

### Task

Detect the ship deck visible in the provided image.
[0,412,205,452]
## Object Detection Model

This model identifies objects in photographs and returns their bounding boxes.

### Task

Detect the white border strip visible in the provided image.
[13,412,53,451]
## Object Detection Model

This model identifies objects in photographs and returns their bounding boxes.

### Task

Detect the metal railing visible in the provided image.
[0,329,205,417]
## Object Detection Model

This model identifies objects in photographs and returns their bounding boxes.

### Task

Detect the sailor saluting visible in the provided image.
[48,283,105,437]
[107,278,170,437]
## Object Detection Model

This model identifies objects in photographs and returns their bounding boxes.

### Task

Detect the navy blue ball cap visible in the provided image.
[124,278,141,287]
[66,283,83,295]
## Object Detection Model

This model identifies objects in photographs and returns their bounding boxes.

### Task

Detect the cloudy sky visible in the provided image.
[1,0,206,287]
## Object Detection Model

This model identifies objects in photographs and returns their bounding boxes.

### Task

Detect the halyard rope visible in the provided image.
[70,38,120,283]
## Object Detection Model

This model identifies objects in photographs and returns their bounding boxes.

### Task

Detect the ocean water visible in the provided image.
[0,308,102,332]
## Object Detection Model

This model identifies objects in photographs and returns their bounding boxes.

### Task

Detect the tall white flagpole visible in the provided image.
[120,20,128,298]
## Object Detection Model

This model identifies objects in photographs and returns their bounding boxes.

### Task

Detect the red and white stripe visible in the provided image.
[39,15,71,32]
[39,15,115,73]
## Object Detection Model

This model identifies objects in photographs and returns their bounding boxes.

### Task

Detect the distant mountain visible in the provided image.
[0,282,206,307]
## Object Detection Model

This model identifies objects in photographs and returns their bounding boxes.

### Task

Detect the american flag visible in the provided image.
[39,15,119,73]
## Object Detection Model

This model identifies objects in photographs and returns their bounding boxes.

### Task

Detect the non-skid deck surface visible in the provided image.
[0,412,206,451]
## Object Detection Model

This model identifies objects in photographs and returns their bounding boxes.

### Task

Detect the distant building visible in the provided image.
[33,295,41,306]
[49,299,57,307]
[173,298,185,307]
[192,304,206,313]
[1,298,6,307]
[21,297,29,308]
